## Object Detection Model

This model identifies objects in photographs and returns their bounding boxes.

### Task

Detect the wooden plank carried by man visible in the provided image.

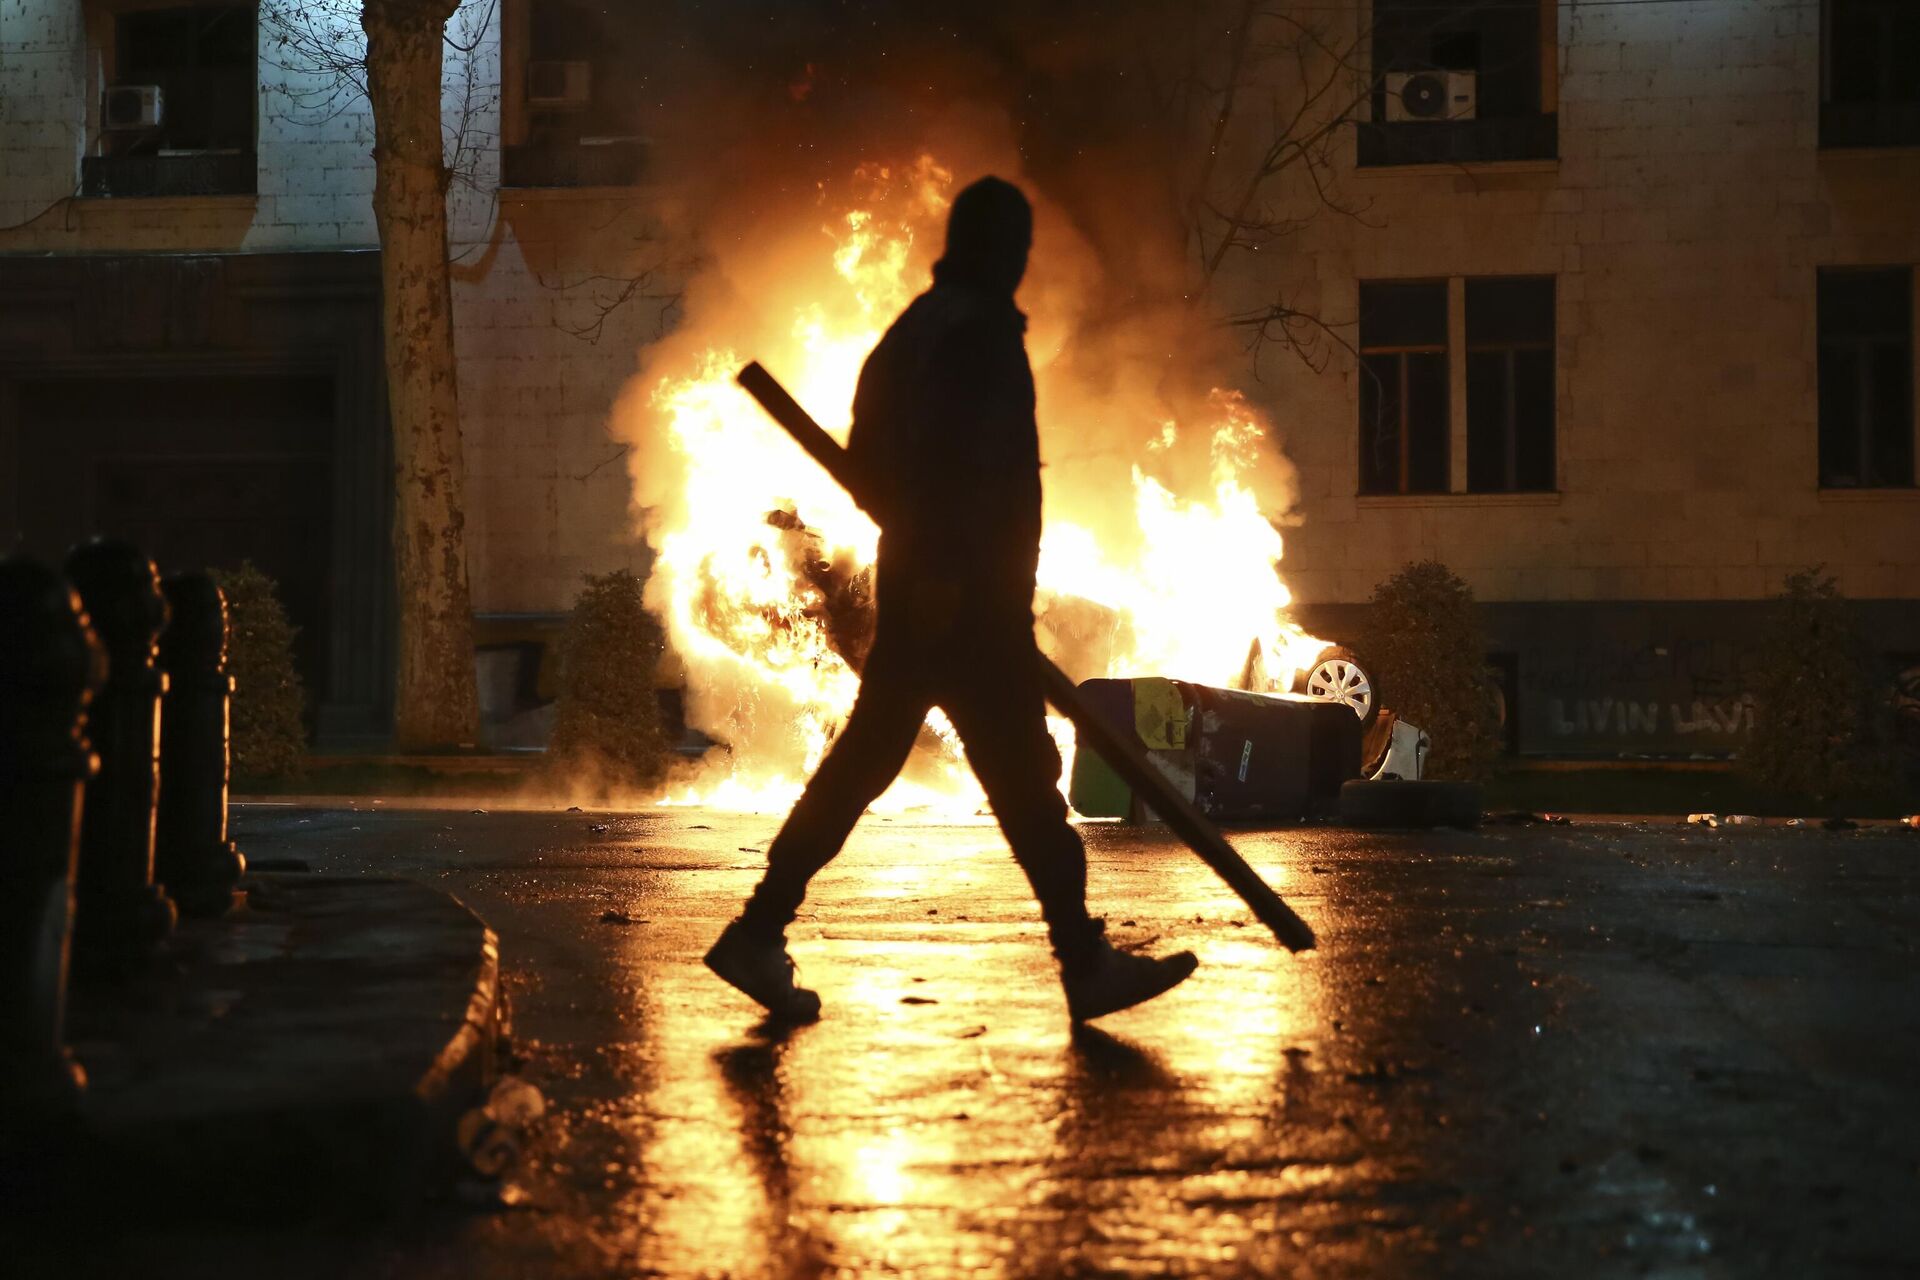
[704,177,1312,1031]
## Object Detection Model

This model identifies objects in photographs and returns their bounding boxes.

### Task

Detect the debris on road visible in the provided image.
[456,1076,547,1179]
[1686,813,1720,828]
[1723,814,1762,826]
[599,909,648,925]
[453,1179,534,1212]
[1488,811,1570,826]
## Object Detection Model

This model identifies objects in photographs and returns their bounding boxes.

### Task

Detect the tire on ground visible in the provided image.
[1338,779,1483,829]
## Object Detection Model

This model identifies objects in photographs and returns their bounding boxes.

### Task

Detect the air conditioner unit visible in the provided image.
[527,60,591,109]
[1384,70,1476,123]
[103,84,163,130]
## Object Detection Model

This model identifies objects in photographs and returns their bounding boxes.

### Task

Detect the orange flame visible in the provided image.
[632,158,1323,812]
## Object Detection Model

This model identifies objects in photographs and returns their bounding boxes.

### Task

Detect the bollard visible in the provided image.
[0,557,104,1115]
[156,571,246,916]
[65,538,177,971]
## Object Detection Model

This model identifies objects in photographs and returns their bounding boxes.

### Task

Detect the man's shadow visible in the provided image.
[713,1016,1198,1277]
[713,1018,833,1277]
[1050,1024,1186,1175]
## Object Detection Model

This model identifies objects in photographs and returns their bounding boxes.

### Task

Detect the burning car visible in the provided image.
[621,157,1424,818]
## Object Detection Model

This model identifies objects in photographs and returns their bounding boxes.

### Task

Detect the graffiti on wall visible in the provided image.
[1543,692,1757,739]
[1519,635,1764,754]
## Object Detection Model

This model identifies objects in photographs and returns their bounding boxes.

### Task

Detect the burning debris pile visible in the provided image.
[617,156,1326,810]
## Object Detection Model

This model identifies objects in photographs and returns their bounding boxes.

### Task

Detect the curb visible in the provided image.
[4,874,503,1221]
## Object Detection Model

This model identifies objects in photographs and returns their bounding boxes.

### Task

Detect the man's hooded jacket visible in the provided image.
[846,177,1042,624]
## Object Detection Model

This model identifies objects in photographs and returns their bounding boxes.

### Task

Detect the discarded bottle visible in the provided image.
[1723,814,1762,826]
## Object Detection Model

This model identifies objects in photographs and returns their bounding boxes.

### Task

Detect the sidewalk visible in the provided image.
[5,873,504,1221]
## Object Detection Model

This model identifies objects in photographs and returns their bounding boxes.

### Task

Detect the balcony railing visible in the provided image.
[1356,114,1558,167]
[80,152,256,198]
[501,138,648,189]
[1821,101,1920,150]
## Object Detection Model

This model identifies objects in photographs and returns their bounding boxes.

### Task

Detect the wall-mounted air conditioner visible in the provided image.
[527,60,592,109]
[1384,70,1476,123]
[103,84,164,130]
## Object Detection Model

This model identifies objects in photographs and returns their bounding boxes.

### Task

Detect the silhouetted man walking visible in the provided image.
[706,176,1196,1024]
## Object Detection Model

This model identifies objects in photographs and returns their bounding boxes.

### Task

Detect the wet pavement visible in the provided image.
[51,804,1920,1277]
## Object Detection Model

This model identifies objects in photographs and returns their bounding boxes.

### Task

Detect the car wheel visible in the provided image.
[1296,645,1378,726]
[1338,779,1483,829]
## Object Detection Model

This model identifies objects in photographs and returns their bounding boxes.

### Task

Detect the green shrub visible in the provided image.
[546,569,670,791]
[211,562,307,779]
[1742,568,1891,806]
[1359,560,1500,781]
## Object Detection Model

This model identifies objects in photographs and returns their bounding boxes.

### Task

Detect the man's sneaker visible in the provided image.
[704,920,822,1023]
[1060,933,1198,1023]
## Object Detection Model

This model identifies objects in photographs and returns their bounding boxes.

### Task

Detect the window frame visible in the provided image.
[1820,0,1920,149]
[499,0,649,189]
[1465,275,1557,495]
[1816,265,1916,490]
[1358,279,1451,497]
[1356,273,1562,499]
[1358,0,1559,168]
[78,0,259,199]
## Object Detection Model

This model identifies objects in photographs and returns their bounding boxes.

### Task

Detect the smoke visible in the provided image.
[620,0,1299,498]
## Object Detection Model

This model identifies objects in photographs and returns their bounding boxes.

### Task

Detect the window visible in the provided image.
[1360,0,1557,166]
[1359,282,1450,495]
[502,0,648,188]
[81,5,256,197]
[1466,277,1555,493]
[1818,268,1914,489]
[1357,275,1560,497]
[1822,0,1920,148]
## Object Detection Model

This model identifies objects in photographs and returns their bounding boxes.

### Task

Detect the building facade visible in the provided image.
[1262,0,1920,754]
[2,0,1916,755]
[0,0,665,742]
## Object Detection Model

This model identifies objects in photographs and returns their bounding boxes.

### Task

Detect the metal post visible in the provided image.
[65,539,177,972]
[156,572,247,917]
[0,557,104,1114]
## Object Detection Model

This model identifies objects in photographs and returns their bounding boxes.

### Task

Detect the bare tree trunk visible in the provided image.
[362,0,479,749]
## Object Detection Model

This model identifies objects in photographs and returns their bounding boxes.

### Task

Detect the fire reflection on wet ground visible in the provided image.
[619,880,1340,1276]
[194,806,1920,1277]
